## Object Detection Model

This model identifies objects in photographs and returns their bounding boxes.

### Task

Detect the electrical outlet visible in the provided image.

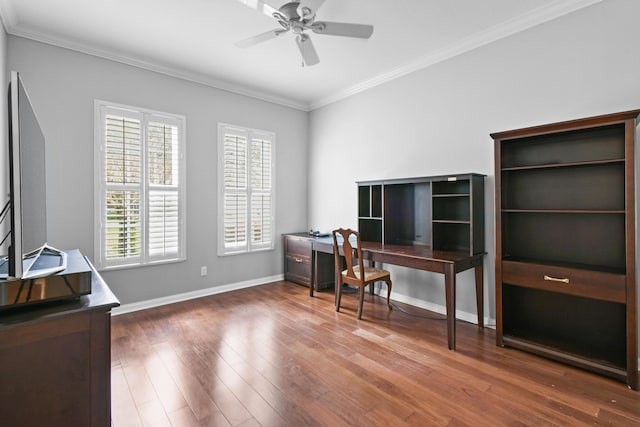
[200,266,207,276]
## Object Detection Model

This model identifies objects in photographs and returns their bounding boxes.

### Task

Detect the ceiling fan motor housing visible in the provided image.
[236,0,373,66]
[274,2,302,24]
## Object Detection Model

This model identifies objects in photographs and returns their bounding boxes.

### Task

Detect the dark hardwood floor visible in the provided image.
[111,281,640,426]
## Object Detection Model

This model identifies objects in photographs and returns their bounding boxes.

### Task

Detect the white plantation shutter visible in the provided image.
[103,113,143,265]
[147,121,180,259]
[223,131,248,251]
[105,190,141,261]
[218,124,274,255]
[95,102,185,269]
[105,115,141,185]
[250,136,272,248]
[148,190,179,257]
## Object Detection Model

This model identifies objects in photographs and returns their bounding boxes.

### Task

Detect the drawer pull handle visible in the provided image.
[295,258,303,263]
[544,275,569,284]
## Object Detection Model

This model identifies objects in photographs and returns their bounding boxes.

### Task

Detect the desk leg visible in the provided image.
[309,251,316,297]
[444,264,456,351]
[334,258,340,308]
[475,262,484,328]
[369,260,376,295]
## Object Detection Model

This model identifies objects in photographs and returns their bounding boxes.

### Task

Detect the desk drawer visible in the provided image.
[285,255,311,286]
[502,260,625,303]
[285,237,312,258]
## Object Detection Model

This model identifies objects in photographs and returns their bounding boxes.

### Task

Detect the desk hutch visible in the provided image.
[357,174,485,254]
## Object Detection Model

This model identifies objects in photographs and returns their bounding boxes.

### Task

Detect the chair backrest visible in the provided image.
[332,228,364,283]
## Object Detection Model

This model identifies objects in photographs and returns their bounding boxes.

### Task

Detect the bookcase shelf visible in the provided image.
[492,109,639,389]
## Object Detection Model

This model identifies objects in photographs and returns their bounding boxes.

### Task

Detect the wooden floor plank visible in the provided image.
[111,281,640,426]
[136,398,172,427]
[122,363,158,407]
[166,406,200,427]
[143,352,189,414]
[111,366,143,427]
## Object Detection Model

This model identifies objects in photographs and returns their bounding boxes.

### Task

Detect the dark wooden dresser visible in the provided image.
[0,256,120,425]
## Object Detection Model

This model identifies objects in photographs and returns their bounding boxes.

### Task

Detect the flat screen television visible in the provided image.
[0,71,65,280]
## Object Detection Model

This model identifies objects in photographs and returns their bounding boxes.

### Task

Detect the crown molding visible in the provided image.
[309,0,602,110]
[0,0,15,34]
[0,0,601,112]
[1,23,310,112]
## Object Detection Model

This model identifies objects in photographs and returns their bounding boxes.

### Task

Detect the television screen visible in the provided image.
[1,71,65,280]
[13,71,47,257]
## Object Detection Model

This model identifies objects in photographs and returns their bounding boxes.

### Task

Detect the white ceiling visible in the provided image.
[0,0,600,110]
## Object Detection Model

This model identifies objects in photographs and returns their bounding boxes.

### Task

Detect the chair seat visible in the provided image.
[342,265,390,283]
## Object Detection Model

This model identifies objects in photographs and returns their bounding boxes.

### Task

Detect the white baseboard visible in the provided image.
[383,290,497,329]
[113,276,497,329]
[112,274,284,315]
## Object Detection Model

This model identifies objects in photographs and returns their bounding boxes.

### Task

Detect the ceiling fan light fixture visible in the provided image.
[310,22,325,33]
[299,6,314,20]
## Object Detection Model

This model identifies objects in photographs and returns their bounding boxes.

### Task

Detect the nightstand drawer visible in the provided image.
[502,260,625,303]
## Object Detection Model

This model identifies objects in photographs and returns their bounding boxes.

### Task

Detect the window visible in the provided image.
[218,123,275,255]
[94,101,185,269]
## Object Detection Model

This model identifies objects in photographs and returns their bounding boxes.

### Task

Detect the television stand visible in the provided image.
[0,256,120,425]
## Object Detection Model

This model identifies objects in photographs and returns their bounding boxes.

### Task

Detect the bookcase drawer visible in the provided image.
[502,260,625,303]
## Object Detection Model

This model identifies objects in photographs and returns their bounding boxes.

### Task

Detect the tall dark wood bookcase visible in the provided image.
[357,173,485,255]
[492,110,639,389]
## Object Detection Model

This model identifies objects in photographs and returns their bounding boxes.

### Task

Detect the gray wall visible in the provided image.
[307,0,640,325]
[7,36,309,304]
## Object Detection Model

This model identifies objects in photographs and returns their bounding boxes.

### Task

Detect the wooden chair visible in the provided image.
[332,228,392,319]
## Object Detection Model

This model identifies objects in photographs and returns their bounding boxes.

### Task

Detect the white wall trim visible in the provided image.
[3,26,310,112]
[386,290,496,329]
[0,0,16,34]
[309,0,602,110]
[112,276,496,330]
[0,0,600,112]
[112,274,284,315]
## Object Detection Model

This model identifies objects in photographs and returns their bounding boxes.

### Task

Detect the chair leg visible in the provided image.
[386,278,393,310]
[357,285,365,320]
[335,278,343,312]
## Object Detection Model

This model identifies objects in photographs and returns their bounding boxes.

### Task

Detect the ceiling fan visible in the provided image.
[235,0,374,66]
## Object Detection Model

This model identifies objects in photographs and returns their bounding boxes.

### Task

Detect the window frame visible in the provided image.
[94,100,186,270]
[217,123,275,256]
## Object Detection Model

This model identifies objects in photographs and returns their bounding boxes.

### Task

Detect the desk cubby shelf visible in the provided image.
[492,109,639,390]
[357,174,485,256]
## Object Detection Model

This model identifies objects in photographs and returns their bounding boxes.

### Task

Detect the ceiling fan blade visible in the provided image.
[295,34,320,66]
[235,0,278,18]
[311,21,374,39]
[298,0,327,18]
[235,28,288,48]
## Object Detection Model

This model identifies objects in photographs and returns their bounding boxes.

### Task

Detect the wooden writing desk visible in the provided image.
[301,173,486,350]
[310,237,484,350]
[281,175,486,349]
